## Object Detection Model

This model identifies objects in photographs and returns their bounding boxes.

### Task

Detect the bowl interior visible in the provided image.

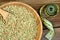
[0,2,43,40]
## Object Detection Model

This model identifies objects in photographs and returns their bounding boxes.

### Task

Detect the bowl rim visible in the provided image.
[0,2,43,40]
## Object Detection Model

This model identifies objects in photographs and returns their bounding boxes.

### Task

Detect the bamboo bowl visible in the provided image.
[0,2,43,40]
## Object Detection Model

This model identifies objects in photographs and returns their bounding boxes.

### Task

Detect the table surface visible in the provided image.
[0,0,60,40]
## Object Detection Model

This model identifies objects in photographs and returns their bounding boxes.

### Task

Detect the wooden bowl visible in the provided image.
[0,2,43,40]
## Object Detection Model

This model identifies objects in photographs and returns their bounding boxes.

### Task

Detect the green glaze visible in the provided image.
[45,4,59,16]
[39,4,58,40]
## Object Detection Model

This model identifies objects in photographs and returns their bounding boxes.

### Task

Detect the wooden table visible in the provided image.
[0,0,60,40]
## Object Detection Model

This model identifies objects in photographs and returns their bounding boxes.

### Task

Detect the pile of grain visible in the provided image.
[0,5,38,40]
